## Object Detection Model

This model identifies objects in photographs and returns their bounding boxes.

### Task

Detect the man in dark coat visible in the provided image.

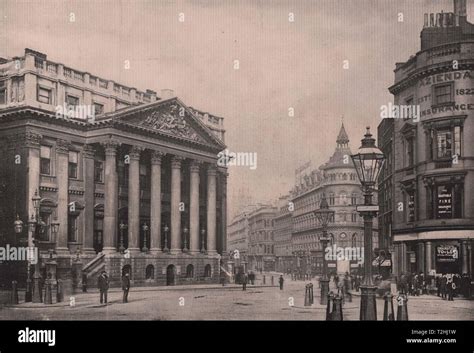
[97,271,109,304]
[441,274,447,299]
[279,275,284,290]
[122,273,130,303]
[446,274,454,301]
[242,273,248,291]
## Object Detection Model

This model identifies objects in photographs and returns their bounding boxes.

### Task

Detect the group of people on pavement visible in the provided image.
[240,272,284,291]
[95,270,131,304]
[398,272,471,300]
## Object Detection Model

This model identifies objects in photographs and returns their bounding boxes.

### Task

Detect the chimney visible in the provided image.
[454,0,467,17]
[160,89,175,100]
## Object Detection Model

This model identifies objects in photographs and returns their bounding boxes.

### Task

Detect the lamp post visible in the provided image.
[351,127,385,321]
[119,220,127,253]
[142,222,149,252]
[314,194,334,305]
[163,224,169,253]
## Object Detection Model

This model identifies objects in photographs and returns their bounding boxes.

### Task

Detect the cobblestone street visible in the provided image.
[1,275,472,320]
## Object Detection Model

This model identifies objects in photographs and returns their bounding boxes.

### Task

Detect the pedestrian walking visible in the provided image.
[242,273,248,291]
[279,275,284,290]
[441,274,447,299]
[446,274,454,301]
[122,272,130,303]
[97,271,109,304]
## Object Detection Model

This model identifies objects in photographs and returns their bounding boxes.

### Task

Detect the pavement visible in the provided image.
[0,273,472,320]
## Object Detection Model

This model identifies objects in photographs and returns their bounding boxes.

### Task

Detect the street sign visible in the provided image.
[356,205,379,212]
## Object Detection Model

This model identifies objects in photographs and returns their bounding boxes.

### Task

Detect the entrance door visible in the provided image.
[166,265,175,286]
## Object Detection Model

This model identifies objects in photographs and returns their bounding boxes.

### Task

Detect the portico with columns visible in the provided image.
[0,97,228,288]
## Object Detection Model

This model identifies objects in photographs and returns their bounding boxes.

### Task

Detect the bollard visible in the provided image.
[309,283,314,304]
[332,294,343,321]
[326,292,334,321]
[304,284,311,306]
[396,293,409,321]
[25,278,32,303]
[383,292,395,321]
[11,281,19,305]
[44,279,53,305]
[57,279,64,303]
[263,275,266,285]
[271,276,274,286]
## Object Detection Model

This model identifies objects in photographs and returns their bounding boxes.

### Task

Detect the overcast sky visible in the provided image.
[1,0,470,218]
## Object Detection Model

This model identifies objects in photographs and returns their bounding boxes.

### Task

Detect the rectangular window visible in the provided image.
[0,81,6,104]
[351,193,357,205]
[329,193,335,206]
[68,151,78,179]
[351,213,357,222]
[406,190,415,222]
[37,86,52,104]
[93,102,104,115]
[40,146,51,175]
[66,95,79,109]
[433,83,453,106]
[139,164,148,189]
[437,129,452,159]
[68,215,77,242]
[406,138,414,167]
[431,183,463,219]
[94,160,104,183]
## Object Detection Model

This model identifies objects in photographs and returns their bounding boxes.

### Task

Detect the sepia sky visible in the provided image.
[0,0,470,218]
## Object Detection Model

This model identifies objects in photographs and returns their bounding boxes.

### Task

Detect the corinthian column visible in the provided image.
[206,164,217,255]
[170,156,184,254]
[189,161,201,254]
[102,139,120,253]
[55,139,70,253]
[128,146,142,253]
[82,145,96,254]
[150,151,165,253]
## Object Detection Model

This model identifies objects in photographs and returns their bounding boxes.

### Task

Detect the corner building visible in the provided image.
[382,0,474,278]
[0,49,228,289]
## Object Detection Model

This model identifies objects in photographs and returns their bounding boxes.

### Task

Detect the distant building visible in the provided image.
[381,0,474,278]
[273,195,293,273]
[290,122,379,276]
[247,205,277,272]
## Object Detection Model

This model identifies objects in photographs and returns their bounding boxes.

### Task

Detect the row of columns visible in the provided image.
[102,141,218,256]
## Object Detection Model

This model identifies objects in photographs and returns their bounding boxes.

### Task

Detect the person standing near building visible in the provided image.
[441,274,447,300]
[279,275,284,290]
[446,274,454,301]
[122,272,130,303]
[98,271,109,304]
[242,273,248,291]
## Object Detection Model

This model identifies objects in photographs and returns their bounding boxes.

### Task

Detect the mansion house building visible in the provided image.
[0,48,228,289]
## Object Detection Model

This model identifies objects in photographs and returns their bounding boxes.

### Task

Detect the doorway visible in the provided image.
[166,265,176,286]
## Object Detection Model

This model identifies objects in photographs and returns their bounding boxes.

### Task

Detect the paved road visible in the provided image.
[0,275,472,320]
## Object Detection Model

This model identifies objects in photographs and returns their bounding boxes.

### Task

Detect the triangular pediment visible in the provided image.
[112,98,225,150]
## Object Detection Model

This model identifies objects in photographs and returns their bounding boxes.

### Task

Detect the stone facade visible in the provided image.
[0,48,228,290]
[381,0,474,278]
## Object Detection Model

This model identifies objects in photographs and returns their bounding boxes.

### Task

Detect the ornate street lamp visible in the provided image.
[24,214,36,302]
[351,126,385,321]
[314,194,334,305]
[119,220,127,253]
[14,214,24,234]
[163,224,169,253]
[142,222,149,252]
[182,226,189,253]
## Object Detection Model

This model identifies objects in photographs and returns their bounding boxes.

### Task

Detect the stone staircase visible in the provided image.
[82,253,105,281]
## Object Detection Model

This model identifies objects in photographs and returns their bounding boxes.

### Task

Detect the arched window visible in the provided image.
[145,264,154,279]
[204,264,212,277]
[352,233,358,248]
[186,264,194,278]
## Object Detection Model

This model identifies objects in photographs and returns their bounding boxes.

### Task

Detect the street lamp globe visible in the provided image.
[314,194,334,230]
[14,214,24,234]
[350,127,385,189]
[32,189,41,211]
